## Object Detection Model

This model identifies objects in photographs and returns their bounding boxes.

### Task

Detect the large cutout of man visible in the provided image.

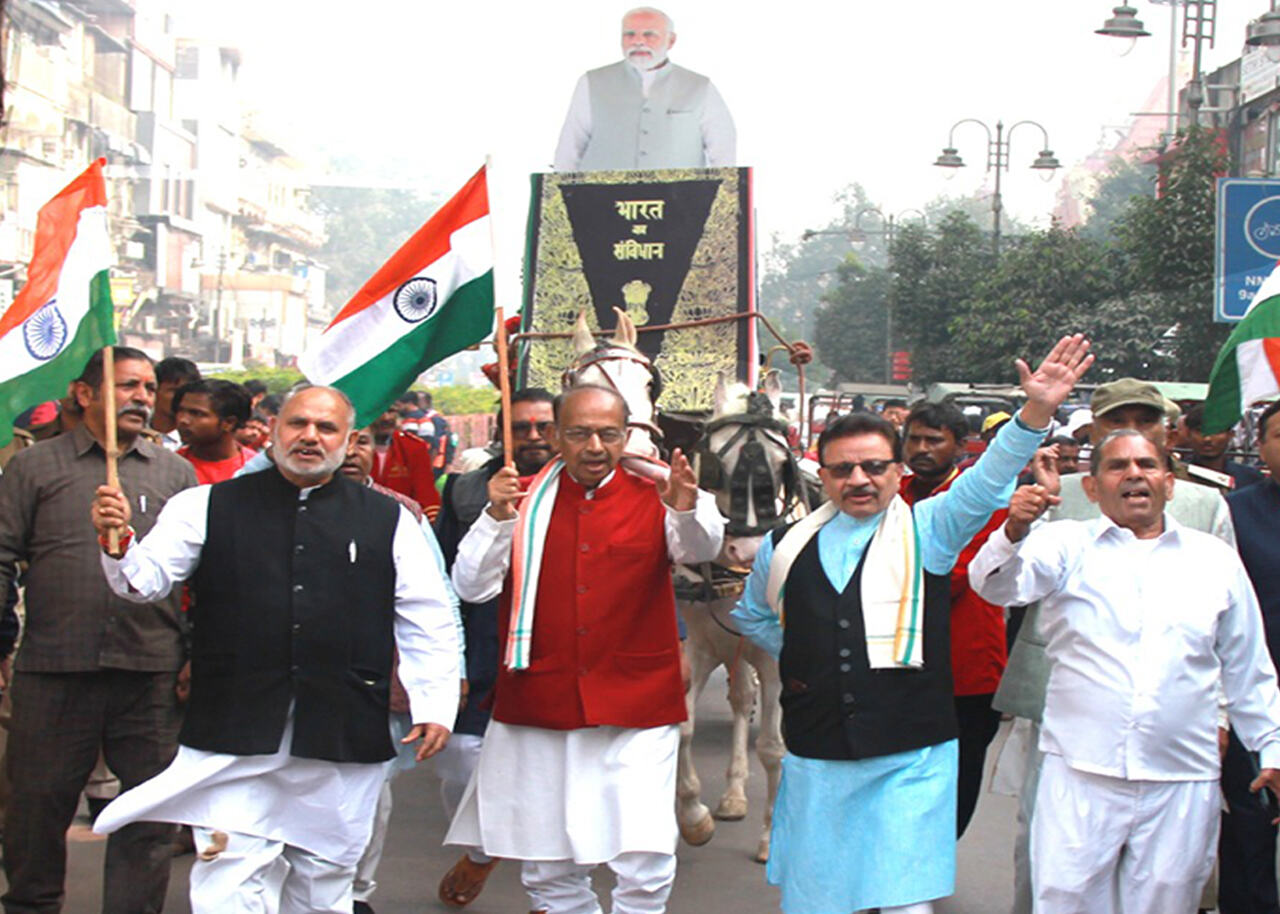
[554,7,736,171]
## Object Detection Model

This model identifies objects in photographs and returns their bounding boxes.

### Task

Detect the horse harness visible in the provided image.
[562,343,664,441]
[695,391,805,538]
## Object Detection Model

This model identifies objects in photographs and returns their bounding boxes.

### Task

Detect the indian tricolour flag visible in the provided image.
[0,159,115,446]
[300,165,494,426]
[1203,260,1280,434]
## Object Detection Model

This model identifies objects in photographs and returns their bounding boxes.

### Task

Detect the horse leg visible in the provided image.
[752,652,786,864]
[714,642,756,822]
[676,631,718,847]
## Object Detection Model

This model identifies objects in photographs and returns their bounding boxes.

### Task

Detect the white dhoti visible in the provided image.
[447,720,679,862]
[1031,752,1218,914]
[435,731,492,864]
[94,712,389,868]
[447,721,680,914]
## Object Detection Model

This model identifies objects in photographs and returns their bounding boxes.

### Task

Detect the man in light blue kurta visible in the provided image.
[732,337,1093,914]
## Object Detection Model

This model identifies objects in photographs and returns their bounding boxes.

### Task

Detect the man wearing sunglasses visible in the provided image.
[731,336,1094,914]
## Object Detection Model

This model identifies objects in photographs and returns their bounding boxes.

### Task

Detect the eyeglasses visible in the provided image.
[511,420,554,438]
[560,426,627,445]
[821,459,895,479]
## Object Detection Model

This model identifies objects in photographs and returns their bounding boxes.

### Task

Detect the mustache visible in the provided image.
[842,485,876,498]
[118,404,152,421]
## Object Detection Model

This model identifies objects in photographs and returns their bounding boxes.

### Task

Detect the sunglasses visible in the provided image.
[821,460,895,479]
[511,420,554,438]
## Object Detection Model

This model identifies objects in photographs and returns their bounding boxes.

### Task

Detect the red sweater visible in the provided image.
[900,469,1008,696]
[492,470,686,730]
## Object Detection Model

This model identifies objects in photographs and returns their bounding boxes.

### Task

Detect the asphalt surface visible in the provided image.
[49,668,1021,913]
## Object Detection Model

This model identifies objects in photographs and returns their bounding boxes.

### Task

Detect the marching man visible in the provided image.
[731,336,1093,914]
[446,384,724,914]
[971,428,1280,913]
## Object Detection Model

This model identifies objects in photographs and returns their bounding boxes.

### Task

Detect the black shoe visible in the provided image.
[353,901,375,914]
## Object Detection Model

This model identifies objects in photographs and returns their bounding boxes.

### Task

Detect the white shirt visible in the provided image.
[971,514,1280,781]
[102,482,460,730]
[451,471,724,604]
[96,480,460,862]
[552,64,737,172]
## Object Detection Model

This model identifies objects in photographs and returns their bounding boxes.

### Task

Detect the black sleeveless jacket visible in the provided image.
[183,468,400,762]
[774,521,956,760]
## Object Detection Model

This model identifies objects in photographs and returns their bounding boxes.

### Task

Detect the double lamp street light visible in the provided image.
[932,119,1061,255]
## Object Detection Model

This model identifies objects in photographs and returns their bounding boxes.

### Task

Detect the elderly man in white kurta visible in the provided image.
[554,7,736,171]
[447,386,724,914]
[89,386,460,914]
[971,429,1280,914]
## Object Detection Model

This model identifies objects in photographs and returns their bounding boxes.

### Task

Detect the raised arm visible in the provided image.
[920,335,1092,572]
[661,449,726,564]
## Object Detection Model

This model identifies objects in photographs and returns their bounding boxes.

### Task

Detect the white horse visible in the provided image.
[565,308,663,468]
[674,371,814,864]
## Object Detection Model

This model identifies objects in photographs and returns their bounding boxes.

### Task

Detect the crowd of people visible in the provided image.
[0,332,1274,914]
[1,5,1279,914]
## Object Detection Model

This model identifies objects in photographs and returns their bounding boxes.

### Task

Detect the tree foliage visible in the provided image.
[813,256,890,383]
[889,212,994,384]
[1114,125,1228,379]
[311,186,440,315]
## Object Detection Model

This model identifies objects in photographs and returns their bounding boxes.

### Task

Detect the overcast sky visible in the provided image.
[180,0,1263,295]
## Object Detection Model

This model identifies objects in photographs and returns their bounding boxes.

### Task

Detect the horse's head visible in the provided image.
[696,370,807,566]
[562,308,662,460]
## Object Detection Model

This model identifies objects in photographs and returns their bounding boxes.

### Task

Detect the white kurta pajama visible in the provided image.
[93,483,460,909]
[971,516,1280,914]
[446,471,723,913]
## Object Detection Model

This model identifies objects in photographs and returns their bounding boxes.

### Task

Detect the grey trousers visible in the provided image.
[2,670,180,914]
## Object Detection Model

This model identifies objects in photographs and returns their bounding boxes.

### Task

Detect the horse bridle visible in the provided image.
[696,393,804,536]
[563,344,665,440]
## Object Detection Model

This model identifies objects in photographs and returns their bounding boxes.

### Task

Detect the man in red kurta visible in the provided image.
[446,385,724,914]
[899,401,1009,837]
[370,408,442,521]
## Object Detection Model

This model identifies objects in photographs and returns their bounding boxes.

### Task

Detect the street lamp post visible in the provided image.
[932,119,1060,255]
[1095,1,1218,132]
[801,208,928,382]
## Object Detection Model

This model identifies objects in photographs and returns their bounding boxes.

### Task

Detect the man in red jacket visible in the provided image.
[370,407,441,521]
[899,401,1010,837]
[446,385,724,914]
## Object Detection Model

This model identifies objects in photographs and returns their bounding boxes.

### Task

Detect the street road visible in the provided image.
[51,668,1019,912]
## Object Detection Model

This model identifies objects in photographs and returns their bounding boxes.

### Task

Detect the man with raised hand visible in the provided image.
[447,384,723,914]
[971,429,1280,914]
[994,377,1236,914]
[731,335,1093,914]
[89,385,459,914]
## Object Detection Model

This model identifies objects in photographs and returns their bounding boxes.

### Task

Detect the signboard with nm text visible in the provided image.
[1216,177,1280,322]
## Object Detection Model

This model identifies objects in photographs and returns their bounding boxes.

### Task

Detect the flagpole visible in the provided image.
[101,345,121,554]
[484,155,516,469]
[495,306,514,469]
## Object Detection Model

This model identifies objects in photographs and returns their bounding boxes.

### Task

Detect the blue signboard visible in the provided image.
[1216,178,1280,322]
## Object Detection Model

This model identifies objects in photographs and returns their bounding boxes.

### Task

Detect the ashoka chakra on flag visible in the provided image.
[23,301,69,361]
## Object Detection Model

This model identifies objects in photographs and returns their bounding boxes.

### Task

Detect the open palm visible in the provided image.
[1016,334,1094,419]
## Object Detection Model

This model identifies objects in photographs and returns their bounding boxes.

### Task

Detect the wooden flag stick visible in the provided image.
[495,306,514,469]
[101,345,121,554]
[483,155,515,470]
